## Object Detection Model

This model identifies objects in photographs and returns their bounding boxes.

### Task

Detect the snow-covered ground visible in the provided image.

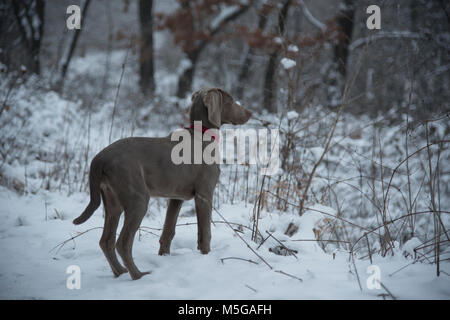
[0,187,449,299]
[1,41,449,300]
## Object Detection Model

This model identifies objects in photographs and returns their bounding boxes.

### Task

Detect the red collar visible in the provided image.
[188,123,220,141]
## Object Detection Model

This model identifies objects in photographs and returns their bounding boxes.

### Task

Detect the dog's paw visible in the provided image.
[130,271,151,280]
[197,245,210,254]
[158,248,170,256]
[113,267,128,278]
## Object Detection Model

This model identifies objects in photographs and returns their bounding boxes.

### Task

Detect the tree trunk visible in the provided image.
[176,51,198,98]
[235,7,269,98]
[139,0,155,97]
[263,52,279,113]
[1,0,45,75]
[263,0,291,113]
[334,0,355,76]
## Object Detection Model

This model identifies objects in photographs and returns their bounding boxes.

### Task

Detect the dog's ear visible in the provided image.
[191,90,201,102]
[203,88,222,128]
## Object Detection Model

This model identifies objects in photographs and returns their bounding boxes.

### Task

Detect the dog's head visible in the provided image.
[190,88,252,128]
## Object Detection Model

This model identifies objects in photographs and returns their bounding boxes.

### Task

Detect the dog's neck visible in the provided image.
[188,123,219,141]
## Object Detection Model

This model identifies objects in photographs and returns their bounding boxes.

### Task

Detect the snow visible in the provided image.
[402,237,422,257]
[287,45,299,53]
[273,37,283,45]
[287,110,299,120]
[280,58,296,70]
[0,188,449,299]
[1,35,449,300]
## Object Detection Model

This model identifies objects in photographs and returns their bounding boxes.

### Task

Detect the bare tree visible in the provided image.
[235,1,272,98]
[159,0,253,98]
[334,0,355,77]
[262,0,292,113]
[139,0,155,97]
[0,0,45,75]
[346,0,449,117]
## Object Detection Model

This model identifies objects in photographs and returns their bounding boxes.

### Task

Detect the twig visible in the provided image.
[256,233,271,250]
[298,0,326,31]
[388,260,417,277]
[213,207,273,269]
[266,231,298,259]
[264,189,369,232]
[379,281,397,300]
[252,113,283,241]
[140,220,252,233]
[49,227,103,254]
[414,239,449,251]
[382,140,450,243]
[0,73,20,118]
[274,270,303,282]
[245,284,257,293]
[214,207,308,285]
[352,210,450,252]
[138,228,160,237]
[290,239,351,244]
[53,208,62,220]
[297,45,365,217]
[365,233,372,264]
[108,42,131,144]
[350,249,363,291]
[220,257,259,265]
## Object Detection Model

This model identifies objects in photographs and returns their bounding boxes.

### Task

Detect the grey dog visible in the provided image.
[73,88,252,280]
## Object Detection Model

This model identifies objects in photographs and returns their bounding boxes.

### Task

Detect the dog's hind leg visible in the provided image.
[116,196,150,280]
[99,189,127,277]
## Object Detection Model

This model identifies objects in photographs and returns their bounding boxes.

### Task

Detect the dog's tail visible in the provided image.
[73,156,103,225]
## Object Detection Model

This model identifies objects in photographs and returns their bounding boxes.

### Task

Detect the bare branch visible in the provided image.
[298,0,326,31]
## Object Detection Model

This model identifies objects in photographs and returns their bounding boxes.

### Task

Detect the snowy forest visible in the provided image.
[0,0,449,299]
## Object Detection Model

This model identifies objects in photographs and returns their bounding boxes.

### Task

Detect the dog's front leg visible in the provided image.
[159,199,183,255]
[194,194,212,254]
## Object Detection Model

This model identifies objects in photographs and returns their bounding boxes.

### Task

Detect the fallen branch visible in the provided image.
[388,260,417,277]
[379,281,397,300]
[220,257,259,265]
[140,220,254,234]
[266,231,298,259]
[291,238,351,244]
[213,207,273,269]
[49,227,103,254]
[274,270,303,282]
[214,207,306,285]
[245,284,258,293]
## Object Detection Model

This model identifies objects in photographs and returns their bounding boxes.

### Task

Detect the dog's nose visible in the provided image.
[245,109,252,119]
